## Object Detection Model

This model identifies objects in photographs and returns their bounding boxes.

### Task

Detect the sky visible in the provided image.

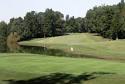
[0,0,121,22]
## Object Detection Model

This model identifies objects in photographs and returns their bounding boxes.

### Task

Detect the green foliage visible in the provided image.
[2,0,125,53]
[0,21,7,52]
[23,11,39,39]
[43,9,64,36]
[8,17,24,39]
[7,9,65,40]
[85,1,125,40]
[0,9,66,52]
[64,16,86,33]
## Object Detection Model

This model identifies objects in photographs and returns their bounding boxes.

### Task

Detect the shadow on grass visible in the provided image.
[19,46,93,58]
[18,46,124,62]
[6,72,114,84]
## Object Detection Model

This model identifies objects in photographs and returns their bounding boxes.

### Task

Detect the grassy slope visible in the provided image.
[0,53,125,84]
[1,33,125,84]
[19,33,125,60]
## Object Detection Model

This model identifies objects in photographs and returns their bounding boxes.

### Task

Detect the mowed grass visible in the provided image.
[0,53,125,84]
[1,33,125,84]
[19,33,125,61]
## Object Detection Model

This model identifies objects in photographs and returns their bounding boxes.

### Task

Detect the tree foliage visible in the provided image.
[0,21,7,52]
[7,9,65,40]
[64,16,86,33]
[85,0,125,40]
[1,0,125,52]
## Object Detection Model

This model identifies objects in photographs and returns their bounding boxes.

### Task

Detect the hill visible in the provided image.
[0,33,125,84]
[19,33,125,61]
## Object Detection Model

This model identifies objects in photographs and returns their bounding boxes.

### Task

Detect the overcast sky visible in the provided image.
[0,0,121,22]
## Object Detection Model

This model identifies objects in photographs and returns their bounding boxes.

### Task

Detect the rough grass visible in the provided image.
[0,53,125,84]
[19,33,125,61]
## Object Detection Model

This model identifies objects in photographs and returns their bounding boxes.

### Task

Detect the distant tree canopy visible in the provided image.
[85,0,125,40]
[5,9,86,41]
[1,0,125,52]
[7,9,65,40]
[0,8,86,52]
[64,15,86,33]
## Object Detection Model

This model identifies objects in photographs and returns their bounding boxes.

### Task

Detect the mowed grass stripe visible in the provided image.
[0,53,125,84]
[0,53,125,75]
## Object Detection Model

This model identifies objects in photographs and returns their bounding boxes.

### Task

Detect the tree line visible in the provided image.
[85,0,125,40]
[0,0,125,52]
[0,9,85,52]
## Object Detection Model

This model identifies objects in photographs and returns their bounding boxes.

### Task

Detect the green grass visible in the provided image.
[19,33,125,61]
[0,53,125,84]
[1,33,125,84]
